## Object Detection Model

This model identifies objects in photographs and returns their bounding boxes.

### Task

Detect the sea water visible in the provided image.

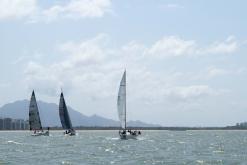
[0,130,247,165]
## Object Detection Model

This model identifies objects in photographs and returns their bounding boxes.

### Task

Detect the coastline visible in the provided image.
[1,126,246,131]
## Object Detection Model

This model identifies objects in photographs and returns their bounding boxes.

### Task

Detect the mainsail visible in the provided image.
[59,92,73,130]
[117,71,126,129]
[29,90,42,130]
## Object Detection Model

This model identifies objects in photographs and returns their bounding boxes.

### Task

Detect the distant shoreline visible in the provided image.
[71,127,247,130]
[71,126,247,130]
[1,126,247,131]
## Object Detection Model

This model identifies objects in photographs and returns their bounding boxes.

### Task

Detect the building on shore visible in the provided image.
[0,117,29,130]
[4,118,12,130]
[0,118,3,130]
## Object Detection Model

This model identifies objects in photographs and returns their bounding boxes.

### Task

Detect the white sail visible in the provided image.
[29,91,42,130]
[117,71,126,129]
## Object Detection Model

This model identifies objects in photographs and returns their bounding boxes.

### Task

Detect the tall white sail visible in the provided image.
[117,71,126,129]
[29,90,42,130]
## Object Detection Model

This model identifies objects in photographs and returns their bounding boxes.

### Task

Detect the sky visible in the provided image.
[0,0,247,127]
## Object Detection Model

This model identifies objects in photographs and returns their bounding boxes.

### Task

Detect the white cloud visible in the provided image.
[58,33,109,66]
[236,67,247,75]
[24,34,119,98]
[203,36,238,54]
[180,65,247,82]
[147,36,196,57]
[160,4,185,10]
[42,0,112,22]
[0,0,37,20]
[24,62,61,96]
[24,34,228,105]
[146,35,239,58]
[202,66,247,80]
[0,0,112,21]
[165,85,217,101]
[205,67,228,79]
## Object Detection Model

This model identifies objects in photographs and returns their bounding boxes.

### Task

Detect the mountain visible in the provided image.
[0,100,160,127]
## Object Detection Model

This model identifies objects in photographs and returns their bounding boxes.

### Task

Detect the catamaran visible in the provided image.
[29,90,49,136]
[117,70,141,139]
[59,91,76,136]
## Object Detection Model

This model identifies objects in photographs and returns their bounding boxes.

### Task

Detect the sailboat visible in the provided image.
[59,91,76,136]
[29,90,49,136]
[117,70,141,139]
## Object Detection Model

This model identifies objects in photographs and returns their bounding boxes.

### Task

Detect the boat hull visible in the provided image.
[31,131,49,136]
[64,130,76,136]
[119,130,141,140]
[120,133,139,140]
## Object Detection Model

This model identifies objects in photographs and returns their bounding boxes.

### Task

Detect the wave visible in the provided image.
[7,140,23,145]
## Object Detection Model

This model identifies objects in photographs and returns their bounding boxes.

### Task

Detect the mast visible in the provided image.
[124,70,126,130]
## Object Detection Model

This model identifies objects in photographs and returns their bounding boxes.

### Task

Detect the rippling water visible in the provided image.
[1,130,247,164]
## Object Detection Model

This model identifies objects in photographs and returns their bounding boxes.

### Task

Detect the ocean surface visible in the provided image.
[0,130,247,165]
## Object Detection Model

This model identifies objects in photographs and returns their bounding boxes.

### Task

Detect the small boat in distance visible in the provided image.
[117,70,141,139]
[29,90,49,136]
[59,91,76,136]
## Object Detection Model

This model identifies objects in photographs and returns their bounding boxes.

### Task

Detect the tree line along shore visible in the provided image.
[2,126,247,131]
[1,117,247,131]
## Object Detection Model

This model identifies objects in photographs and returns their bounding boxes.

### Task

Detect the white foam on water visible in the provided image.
[137,137,146,141]
[61,161,72,165]
[105,148,110,152]
[15,149,23,152]
[7,140,22,145]
[108,137,119,140]
[213,150,224,153]
[177,141,186,144]
[196,160,204,164]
